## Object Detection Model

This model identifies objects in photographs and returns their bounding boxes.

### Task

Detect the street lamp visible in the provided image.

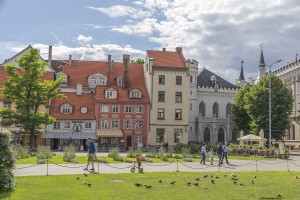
[268,59,282,148]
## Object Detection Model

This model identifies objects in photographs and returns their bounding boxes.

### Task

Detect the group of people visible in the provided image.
[200,142,229,166]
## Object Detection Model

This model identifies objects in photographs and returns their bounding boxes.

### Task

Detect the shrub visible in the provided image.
[174,155,182,159]
[182,157,193,162]
[36,145,52,160]
[0,129,15,191]
[181,147,190,158]
[145,149,157,158]
[124,158,134,163]
[108,148,120,160]
[13,144,30,159]
[113,156,124,162]
[63,145,76,162]
[126,148,135,158]
[142,157,153,162]
[96,159,108,163]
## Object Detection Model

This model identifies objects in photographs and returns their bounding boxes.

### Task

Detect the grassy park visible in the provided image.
[1,171,300,200]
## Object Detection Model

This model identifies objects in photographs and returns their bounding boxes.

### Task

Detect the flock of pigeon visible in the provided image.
[133,173,257,190]
[76,173,92,187]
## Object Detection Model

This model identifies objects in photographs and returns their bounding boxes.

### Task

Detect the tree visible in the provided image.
[244,75,293,140]
[0,48,64,149]
[232,83,252,134]
[130,59,144,64]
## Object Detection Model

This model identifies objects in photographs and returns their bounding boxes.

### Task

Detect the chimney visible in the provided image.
[69,55,72,66]
[107,55,112,86]
[48,46,52,68]
[123,54,130,88]
[175,47,182,53]
[76,84,82,95]
[108,55,112,62]
[162,47,166,51]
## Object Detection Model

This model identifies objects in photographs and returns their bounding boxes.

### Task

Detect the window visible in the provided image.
[135,106,142,114]
[135,120,142,129]
[190,103,192,110]
[190,76,193,83]
[159,75,165,84]
[175,92,182,103]
[61,104,72,114]
[174,129,182,143]
[176,76,182,85]
[90,77,97,85]
[85,122,92,129]
[53,122,60,129]
[63,122,70,129]
[112,120,119,128]
[156,128,165,145]
[105,90,117,99]
[158,91,165,102]
[190,91,192,95]
[130,91,141,99]
[112,106,119,113]
[135,135,142,146]
[3,101,12,110]
[101,105,109,112]
[158,108,165,119]
[226,103,231,118]
[199,102,206,117]
[213,102,219,118]
[175,109,182,120]
[101,120,109,128]
[125,106,132,113]
[117,77,123,86]
[124,120,132,129]
[99,77,106,85]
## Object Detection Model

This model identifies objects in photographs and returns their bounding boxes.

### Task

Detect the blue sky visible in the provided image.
[1,0,300,83]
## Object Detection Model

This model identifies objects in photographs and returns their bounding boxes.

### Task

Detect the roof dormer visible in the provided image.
[105,88,117,99]
[88,73,107,87]
[60,103,73,114]
[129,89,142,99]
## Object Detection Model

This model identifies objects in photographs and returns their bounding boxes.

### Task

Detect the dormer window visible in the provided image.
[91,77,97,85]
[60,103,73,114]
[89,73,107,86]
[130,89,142,99]
[105,89,117,99]
[117,77,123,86]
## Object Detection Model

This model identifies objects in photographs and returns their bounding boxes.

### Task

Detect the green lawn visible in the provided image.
[16,154,276,165]
[1,171,299,200]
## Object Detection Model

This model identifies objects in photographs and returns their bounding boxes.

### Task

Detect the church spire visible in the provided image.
[259,45,266,77]
[239,59,245,80]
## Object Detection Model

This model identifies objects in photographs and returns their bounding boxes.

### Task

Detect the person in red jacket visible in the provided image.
[135,154,142,170]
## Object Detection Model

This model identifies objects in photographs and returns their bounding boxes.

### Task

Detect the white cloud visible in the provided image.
[76,35,93,43]
[111,18,157,36]
[85,24,103,29]
[87,5,151,19]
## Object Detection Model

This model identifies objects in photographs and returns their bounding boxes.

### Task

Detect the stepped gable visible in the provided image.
[147,50,185,68]
[49,93,95,120]
[197,68,237,89]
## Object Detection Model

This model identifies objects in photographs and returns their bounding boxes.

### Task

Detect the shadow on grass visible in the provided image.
[0,189,14,199]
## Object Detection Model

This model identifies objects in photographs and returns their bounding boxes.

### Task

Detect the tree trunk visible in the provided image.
[30,132,36,149]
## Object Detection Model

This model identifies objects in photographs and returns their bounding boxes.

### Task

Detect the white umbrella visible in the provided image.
[259,129,265,148]
[239,130,244,145]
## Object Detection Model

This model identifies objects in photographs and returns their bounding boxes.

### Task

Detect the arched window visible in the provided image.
[226,103,231,118]
[204,127,210,143]
[213,102,219,118]
[199,101,206,117]
[218,128,225,143]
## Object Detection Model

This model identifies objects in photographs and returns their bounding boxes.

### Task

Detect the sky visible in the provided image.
[0,0,299,83]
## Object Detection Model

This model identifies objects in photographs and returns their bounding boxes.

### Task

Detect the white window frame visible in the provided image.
[63,122,70,129]
[99,77,106,85]
[135,120,142,130]
[125,106,132,113]
[158,108,165,119]
[175,109,182,120]
[117,77,123,86]
[124,119,132,130]
[130,91,141,99]
[61,104,72,114]
[3,101,12,110]
[112,120,119,128]
[53,122,61,129]
[90,77,97,85]
[105,90,117,99]
[101,120,109,128]
[85,122,92,129]
[135,106,142,114]
[112,106,119,113]
[135,135,142,146]
[101,105,109,113]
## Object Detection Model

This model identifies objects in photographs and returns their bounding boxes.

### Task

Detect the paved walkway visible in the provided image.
[14,151,300,176]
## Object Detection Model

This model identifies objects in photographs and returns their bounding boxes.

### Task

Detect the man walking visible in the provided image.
[221,142,229,164]
[200,143,207,165]
[84,138,96,171]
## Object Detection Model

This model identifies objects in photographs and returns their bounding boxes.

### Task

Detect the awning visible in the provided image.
[42,131,97,139]
[97,129,123,137]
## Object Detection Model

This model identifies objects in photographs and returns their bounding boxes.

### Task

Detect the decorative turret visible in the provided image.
[259,47,266,77]
[236,59,245,88]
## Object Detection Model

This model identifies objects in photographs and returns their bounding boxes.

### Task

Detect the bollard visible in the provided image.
[47,159,49,176]
[256,160,258,172]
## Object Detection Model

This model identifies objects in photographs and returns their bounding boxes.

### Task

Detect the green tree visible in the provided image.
[0,48,64,149]
[244,75,293,140]
[232,83,251,134]
[130,59,144,64]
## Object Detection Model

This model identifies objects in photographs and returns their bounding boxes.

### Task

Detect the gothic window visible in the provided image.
[213,102,219,118]
[218,128,225,143]
[226,103,231,118]
[204,127,210,143]
[199,101,206,117]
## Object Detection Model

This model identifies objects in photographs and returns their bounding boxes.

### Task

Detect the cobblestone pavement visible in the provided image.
[14,151,300,176]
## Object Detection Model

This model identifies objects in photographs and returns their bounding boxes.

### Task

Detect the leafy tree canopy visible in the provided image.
[130,59,144,64]
[0,48,65,148]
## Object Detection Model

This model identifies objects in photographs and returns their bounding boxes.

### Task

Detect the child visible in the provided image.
[209,148,214,165]
[135,154,142,170]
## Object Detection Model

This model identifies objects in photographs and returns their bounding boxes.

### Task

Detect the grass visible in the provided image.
[1,171,300,200]
[16,154,276,165]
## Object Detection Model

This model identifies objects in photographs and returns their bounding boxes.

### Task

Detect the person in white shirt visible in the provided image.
[200,143,207,165]
[221,142,229,164]
[209,148,214,165]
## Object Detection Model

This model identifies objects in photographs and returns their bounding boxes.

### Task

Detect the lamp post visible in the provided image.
[268,59,282,148]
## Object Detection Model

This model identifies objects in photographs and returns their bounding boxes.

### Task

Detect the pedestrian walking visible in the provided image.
[209,148,214,165]
[200,143,207,165]
[216,143,223,166]
[221,142,230,164]
[83,138,96,171]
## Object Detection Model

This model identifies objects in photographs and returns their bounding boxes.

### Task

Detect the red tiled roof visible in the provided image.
[49,93,95,120]
[147,50,186,68]
[94,63,149,103]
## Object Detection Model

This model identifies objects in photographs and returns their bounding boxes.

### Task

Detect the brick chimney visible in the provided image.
[48,46,52,68]
[123,54,130,88]
[68,55,72,66]
[175,47,182,53]
[162,47,166,51]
